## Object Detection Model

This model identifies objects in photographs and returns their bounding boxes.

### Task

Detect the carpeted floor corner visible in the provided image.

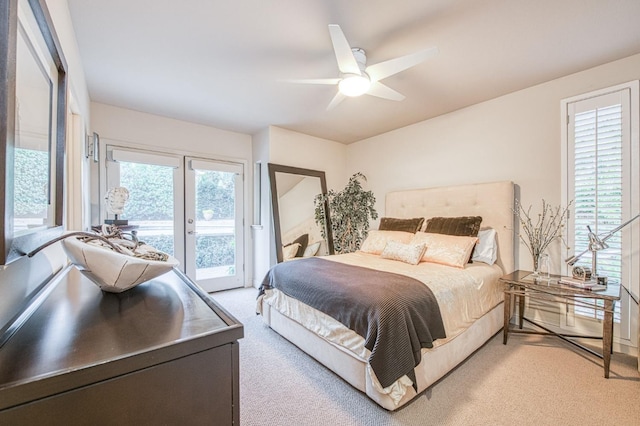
[211,287,640,426]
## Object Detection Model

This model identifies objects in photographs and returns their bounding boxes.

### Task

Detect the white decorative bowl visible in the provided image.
[62,237,179,293]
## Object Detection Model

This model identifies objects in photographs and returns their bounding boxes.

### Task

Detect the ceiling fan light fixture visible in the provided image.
[285,25,438,108]
[338,74,370,97]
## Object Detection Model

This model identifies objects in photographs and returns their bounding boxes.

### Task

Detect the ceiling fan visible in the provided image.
[287,24,439,110]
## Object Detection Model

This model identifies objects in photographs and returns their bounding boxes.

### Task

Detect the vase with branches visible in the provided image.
[314,172,378,254]
[514,199,572,274]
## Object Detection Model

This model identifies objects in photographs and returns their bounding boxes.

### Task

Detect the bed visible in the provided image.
[257,180,515,410]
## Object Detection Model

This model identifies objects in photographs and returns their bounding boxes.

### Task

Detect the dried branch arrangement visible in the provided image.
[514,199,572,269]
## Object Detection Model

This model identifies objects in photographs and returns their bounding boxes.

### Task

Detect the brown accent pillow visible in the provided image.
[425,216,482,263]
[425,216,482,237]
[378,217,425,233]
[285,233,308,257]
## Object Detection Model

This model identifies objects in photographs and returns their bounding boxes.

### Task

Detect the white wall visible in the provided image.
[347,53,640,273]
[251,127,273,285]
[49,0,90,119]
[90,103,251,157]
[269,126,348,192]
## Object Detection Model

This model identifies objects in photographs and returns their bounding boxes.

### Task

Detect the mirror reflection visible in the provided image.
[268,164,334,263]
[14,13,57,236]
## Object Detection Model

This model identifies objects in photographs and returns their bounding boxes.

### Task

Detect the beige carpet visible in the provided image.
[211,287,640,426]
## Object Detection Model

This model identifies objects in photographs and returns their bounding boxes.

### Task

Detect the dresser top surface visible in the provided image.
[0,266,242,392]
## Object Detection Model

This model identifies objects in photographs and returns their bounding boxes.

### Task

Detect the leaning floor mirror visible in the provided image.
[1,0,68,265]
[268,164,334,263]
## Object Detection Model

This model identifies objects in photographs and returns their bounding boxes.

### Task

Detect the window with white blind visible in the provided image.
[561,81,639,348]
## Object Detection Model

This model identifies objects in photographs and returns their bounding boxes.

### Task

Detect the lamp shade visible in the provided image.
[588,233,609,251]
[587,226,609,251]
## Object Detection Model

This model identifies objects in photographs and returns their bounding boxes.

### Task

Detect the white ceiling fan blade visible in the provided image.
[366,46,439,82]
[282,78,341,85]
[328,24,361,75]
[326,91,346,110]
[366,81,405,101]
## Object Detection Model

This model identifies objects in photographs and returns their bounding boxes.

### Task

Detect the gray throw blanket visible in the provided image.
[259,257,446,390]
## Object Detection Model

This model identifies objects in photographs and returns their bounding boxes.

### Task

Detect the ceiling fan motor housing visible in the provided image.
[351,48,368,72]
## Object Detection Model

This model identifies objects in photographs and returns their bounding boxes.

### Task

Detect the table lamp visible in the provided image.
[565,213,640,282]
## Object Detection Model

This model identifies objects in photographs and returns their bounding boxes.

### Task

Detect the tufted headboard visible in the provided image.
[385,181,516,273]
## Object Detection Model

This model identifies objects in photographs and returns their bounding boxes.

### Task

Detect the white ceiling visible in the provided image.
[67,0,640,144]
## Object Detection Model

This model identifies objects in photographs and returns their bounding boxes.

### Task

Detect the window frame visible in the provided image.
[561,81,640,350]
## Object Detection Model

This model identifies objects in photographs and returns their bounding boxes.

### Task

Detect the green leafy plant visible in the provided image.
[314,172,378,254]
[14,148,49,216]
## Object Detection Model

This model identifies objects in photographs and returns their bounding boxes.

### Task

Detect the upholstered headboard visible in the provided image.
[385,181,515,273]
[282,215,327,256]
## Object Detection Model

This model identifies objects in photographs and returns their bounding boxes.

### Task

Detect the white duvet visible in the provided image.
[258,251,504,404]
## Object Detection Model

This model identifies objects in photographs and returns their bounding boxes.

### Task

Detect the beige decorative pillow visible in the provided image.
[410,232,478,268]
[359,230,414,255]
[283,243,301,261]
[285,233,308,257]
[381,241,427,265]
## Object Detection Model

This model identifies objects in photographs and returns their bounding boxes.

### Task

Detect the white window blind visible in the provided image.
[573,101,624,286]
[563,82,639,342]
[110,148,181,168]
[570,96,624,320]
[189,159,242,174]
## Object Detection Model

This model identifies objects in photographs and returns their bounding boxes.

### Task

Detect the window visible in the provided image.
[562,81,639,347]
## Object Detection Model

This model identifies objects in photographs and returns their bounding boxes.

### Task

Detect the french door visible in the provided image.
[105,146,244,292]
[185,157,244,292]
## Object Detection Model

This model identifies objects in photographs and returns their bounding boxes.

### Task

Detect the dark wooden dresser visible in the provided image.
[0,266,243,425]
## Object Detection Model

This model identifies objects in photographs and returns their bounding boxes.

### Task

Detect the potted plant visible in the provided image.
[202,209,214,221]
[314,172,378,254]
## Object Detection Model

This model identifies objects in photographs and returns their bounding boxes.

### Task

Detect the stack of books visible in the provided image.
[557,276,607,291]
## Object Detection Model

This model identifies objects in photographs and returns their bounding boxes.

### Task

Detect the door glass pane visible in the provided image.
[195,169,236,280]
[118,162,175,256]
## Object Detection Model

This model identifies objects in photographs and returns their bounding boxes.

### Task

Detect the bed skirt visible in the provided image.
[259,298,504,411]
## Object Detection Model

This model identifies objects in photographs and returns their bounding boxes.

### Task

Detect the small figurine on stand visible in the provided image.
[105,186,130,226]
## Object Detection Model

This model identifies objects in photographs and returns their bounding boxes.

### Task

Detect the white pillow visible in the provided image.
[359,230,414,255]
[410,232,478,268]
[381,241,427,265]
[472,228,498,265]
[303,241,321,257]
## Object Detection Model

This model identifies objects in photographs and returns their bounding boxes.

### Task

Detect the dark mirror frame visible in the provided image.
[268,163,334,263]
[0,0,67,265]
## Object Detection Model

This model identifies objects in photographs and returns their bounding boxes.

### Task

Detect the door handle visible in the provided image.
[187,230,197,235]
